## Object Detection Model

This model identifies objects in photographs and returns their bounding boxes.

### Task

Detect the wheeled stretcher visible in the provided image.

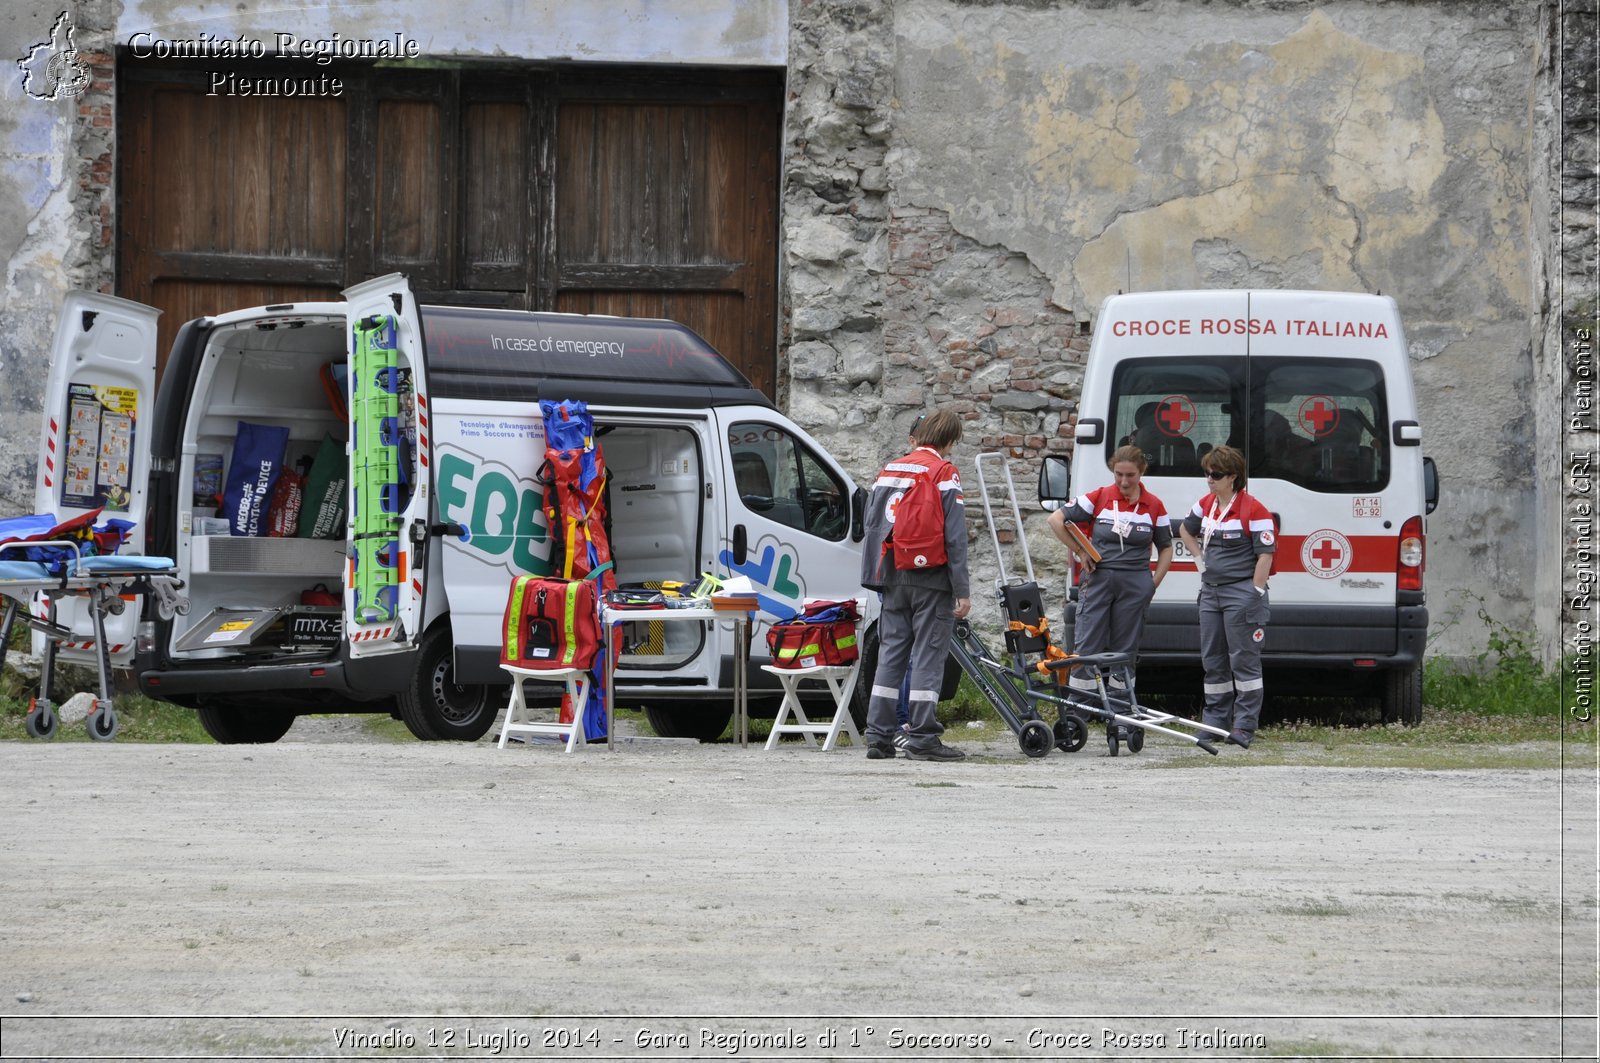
[0,540,187,741]
[957,453,1225,758]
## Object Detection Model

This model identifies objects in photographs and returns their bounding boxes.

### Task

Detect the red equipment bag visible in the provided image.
[765,599,861,669]
[500,576,601,671]
[884,450,955,571]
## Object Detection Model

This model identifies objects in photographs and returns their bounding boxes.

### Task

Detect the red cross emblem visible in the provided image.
[1157,395,1195,437]
[1298,395,1341,438]
[1300,528,1353,579]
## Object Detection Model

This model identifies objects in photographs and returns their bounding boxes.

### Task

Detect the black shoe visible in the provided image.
[1226,730,1253,749]
[866,741,896,760]
[903,741,966,761]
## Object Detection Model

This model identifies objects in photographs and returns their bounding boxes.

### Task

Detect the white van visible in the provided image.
[36,275,879,742]
[1040,289,1439,724]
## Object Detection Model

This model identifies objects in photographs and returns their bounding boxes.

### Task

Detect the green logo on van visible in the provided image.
[436,449,550,575]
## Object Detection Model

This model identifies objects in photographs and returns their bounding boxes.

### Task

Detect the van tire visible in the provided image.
[644,705,733,742]
[1381,664,1423,727]
[848,625,877,731]
[196,705,297,744]
[397,626,497,742]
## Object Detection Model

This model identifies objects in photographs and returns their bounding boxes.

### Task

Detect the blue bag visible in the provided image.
[223,422,290,536]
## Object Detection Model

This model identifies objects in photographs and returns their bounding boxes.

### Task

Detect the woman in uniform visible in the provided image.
[1047,445,1173,697]
[1176,444,1276,748]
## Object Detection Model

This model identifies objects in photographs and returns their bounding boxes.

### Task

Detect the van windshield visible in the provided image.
[1107,356,1389,492]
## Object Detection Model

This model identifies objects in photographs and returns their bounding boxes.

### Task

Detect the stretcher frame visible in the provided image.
[0,539,187,741]
[959,453,1225,758]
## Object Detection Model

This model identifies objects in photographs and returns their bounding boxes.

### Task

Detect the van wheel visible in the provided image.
[847,625,878,731]
[196,705,297,744]
[398,626,497,742]
[1381,664,1423,727]
[644,705,733,742]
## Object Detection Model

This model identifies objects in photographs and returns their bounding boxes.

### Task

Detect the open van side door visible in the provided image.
[32,292,160,665]
[342,274,431,659]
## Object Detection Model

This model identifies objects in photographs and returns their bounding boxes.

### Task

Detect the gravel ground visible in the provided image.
[0,723,1594,1061]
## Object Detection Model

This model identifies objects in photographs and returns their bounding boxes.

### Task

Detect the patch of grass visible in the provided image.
[1424,601,1563,716]
[357,714,417,742]
[0,682,213,743]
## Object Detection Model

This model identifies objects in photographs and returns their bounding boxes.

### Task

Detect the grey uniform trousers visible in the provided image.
[1197,580,1270,735]
[867,582,953,749]
[1068,566,1156,691]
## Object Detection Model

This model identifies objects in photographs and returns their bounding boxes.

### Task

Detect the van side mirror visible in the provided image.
[850,486,867,543]
[1423,456,1439,515]
[1038,454,1072,506]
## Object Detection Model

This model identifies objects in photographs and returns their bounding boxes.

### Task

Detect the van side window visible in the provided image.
[1252,359,1388,492]
[728,422,849,541]
[1109,360,1241,475]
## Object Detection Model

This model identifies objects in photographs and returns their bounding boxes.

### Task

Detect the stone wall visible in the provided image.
[784,0,1576,661]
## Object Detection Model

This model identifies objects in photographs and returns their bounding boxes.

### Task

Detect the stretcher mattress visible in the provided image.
[0,555,177,584]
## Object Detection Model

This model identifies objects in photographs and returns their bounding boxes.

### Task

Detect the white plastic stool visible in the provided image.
[498,665,592,752]
[760,662,861,751]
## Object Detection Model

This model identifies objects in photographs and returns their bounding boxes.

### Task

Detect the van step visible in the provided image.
[173,606,294,652]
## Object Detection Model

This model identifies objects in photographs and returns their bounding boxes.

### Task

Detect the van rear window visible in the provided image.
[418,306,753,394]
[1108,356,1389,492]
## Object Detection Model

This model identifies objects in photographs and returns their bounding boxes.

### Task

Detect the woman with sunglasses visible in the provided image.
[1047,444,1173,700]
[1177,444,1276,748]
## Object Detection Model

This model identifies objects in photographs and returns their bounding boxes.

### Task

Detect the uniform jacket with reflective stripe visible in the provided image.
[860,446,970,597]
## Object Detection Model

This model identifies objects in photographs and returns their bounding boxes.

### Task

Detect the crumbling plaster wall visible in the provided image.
[0,0,117,515]
[785,0,1562,660]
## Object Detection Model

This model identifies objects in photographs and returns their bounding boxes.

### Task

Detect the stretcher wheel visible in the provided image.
[1106,729,1120,757]
[1054,715,1088,753]
[1018,719,1053,758]
[87,703,118,742]
[1126,727,1145,754]
[25,701,57,740]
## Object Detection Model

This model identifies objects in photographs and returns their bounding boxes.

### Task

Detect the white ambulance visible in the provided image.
[1040,289,1439,724]
[35,276,881,742]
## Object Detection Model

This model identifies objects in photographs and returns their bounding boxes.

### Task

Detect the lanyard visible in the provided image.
[1201,492,1237,557]
[1107,495,1134,549]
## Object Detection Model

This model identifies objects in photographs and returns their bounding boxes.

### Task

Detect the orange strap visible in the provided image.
[1004,616,1077,676]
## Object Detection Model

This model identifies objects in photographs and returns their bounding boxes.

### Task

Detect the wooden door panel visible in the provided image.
[374,99,444,265]
[461,101,529,287]
[556,97,776,396]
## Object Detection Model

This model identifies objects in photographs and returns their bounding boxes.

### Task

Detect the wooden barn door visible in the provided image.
[118,65,781,394]
[554,91,780,396]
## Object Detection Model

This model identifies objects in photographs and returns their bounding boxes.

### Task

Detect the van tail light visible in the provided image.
[1398,516,1424,591]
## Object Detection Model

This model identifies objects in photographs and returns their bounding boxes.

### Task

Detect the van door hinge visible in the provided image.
[705,483,713,499]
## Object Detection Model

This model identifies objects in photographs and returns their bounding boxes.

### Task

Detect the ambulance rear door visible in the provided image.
[342,274,432,659]
[1241,290,1418,652]
[32,292,160,665]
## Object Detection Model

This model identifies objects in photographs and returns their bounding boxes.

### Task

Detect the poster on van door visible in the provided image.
[434,419,553,578]
[60,383,136,511]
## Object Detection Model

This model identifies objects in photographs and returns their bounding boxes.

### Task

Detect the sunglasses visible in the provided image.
[1205,470,1232,480]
